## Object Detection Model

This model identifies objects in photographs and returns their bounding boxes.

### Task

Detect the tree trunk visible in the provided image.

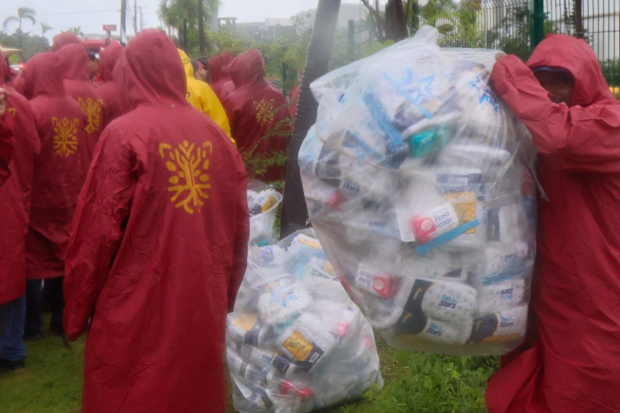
[280,0,342,238]
[198,0,205,53]
[18,20,22,50]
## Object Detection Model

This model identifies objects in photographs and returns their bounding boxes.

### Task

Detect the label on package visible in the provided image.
[411,203,459,243]
[444,192,477,234]
[283,330,324,370]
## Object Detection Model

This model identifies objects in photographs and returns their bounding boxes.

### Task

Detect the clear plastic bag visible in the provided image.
[299,26,537,356]
[248,180,283,247]
[227,230,383,412]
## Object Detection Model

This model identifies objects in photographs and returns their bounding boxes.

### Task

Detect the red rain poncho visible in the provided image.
[0,113,13,186]
[223,49,291,182]
[208,52,234,99]
[21,53,87,280]
[56,43,105,173]
[0,51,41,304]
[487,35,620,413]
[98,43,123,125]
[63,29,249,413]
[52,31,81,52]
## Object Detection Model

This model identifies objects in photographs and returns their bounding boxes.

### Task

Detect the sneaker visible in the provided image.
[0,358,26,371]
[23,331,44,341]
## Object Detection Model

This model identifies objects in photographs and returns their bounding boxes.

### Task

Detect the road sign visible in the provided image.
[103,25,117,32]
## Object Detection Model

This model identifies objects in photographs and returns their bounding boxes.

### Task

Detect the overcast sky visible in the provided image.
[1,0,369,40]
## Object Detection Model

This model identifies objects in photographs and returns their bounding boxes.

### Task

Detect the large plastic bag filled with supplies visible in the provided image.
[298,26,537,356]
[247,180,283,247]
[227,230,383,412]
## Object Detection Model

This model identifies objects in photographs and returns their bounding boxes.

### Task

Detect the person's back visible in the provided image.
[0,51,40,370]
[178,49,232,139]
[52,31,81,52]
[21,52,87,339]
[223,49,291,182]
[98,43,123,126]
[488,35,620,412]
[56,43,105,174]
[63,29,249,413]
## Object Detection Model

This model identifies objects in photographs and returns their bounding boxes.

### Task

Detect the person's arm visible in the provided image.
[227,150,249,312]
[63,127,135,340]
[492,55,620,173]
[0,89,14,186]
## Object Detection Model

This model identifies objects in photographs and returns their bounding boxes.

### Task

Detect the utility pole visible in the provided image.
[120,0,127,44]
[134,0,138,35]
[198,0,205,53]
[139,7,144,31]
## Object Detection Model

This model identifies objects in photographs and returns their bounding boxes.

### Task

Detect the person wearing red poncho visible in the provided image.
[21,52,87,341]
[208,52,235,100]
[98,42,123,125]
[223,49,291,182]
[52,31,81,52]
[63,29,249,413]
[0,51,40,370]
[487,35,620,412]
[56,43,105,175]
[0,89,13,186]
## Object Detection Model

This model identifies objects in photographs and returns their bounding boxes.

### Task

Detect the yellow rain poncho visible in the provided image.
[178,49,232,140]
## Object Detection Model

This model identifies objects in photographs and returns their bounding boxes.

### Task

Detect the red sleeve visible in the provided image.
[228,151,250,312]
[63,128,135,340]
[0,114,15,186]
[491,55,620,173]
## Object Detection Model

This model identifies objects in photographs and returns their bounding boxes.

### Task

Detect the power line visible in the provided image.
[38,9,120,17]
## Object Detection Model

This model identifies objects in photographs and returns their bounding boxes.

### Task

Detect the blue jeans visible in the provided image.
[25,277,64,334]
[0,295,26,362]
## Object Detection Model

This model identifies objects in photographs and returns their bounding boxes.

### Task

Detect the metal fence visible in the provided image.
[425,0,620,87]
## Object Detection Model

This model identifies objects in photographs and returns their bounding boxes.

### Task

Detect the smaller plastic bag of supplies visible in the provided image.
[227,230,383,413]
[299,26,537,356]
[248,180,283,247]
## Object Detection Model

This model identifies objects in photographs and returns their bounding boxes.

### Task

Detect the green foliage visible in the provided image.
[241,103,293,183]
[3,6,37,30]
[67,26,85,38]
[0,30,50,61]
[159,0,219,56]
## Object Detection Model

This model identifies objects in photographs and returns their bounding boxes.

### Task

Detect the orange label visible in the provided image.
[261,196,277,213]
[233,314,258,332]
[283,331,314,362]
[444,192,477,234]
[297,235,321,249]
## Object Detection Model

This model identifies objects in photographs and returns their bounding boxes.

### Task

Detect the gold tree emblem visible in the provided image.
[7,107,17,117]
[52,117,80,157]
[78,97,104,134]
[159,140,213,214]
[253,99,275,126]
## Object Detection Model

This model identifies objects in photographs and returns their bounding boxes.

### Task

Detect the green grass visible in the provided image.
[0,327,497,413]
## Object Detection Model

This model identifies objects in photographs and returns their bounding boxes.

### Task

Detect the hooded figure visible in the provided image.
[56,43,105,174]
[98,43,123,125]
[0,51,40,368]
[20,52,87,339]
[487,35,620,413]
[0,111,12,186]
[208,52,235,99]
[177,49,232,139]
[63,30,249,413]
[223,49,291,182]
[52,31,81,53]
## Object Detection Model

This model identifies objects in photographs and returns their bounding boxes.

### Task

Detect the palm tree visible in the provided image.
[3,7,37,48]
[68,26,85,38]
[41,22,53,37]
[280,0,342,237]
